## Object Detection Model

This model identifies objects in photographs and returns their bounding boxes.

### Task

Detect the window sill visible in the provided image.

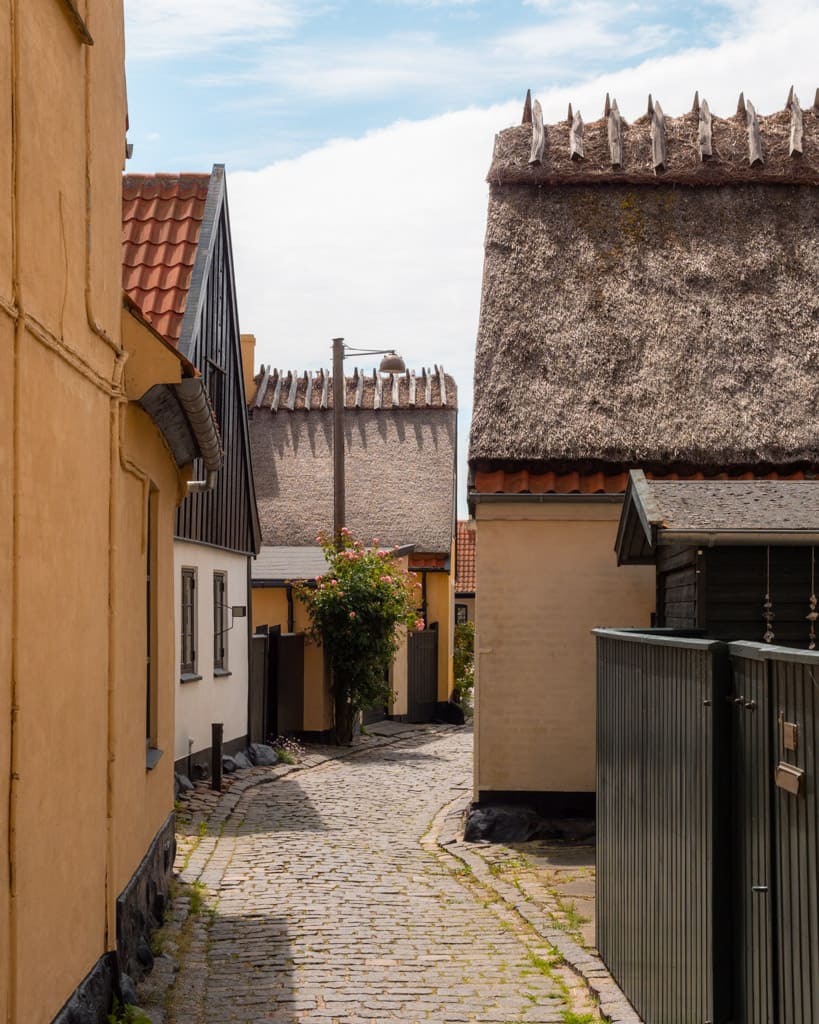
[146,747,163,771]
[179,672,202,684]
[213,669,232,678]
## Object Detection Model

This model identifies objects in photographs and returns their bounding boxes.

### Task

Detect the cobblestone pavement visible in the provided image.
[151,726,603,1024]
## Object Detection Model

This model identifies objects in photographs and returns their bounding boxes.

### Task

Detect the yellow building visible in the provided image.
[0,3,220,1021]
[469,92,819,814]
[248,363,457,735]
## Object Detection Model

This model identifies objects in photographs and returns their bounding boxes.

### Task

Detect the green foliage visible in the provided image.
[453,620,475,702]
[296,529,422,741]
[107,998,151,1024]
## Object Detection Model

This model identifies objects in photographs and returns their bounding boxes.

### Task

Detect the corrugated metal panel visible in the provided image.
[595,630,731,1024]
[769,652,819,1024]
[730,646,775,1024]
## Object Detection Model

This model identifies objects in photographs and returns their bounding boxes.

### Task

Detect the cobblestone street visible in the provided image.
[154,727,603,1024]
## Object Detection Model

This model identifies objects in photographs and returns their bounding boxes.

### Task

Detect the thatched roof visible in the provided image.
[470,91,819,477]
[249,368,457,555]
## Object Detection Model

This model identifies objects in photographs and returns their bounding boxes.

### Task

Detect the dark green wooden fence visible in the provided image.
[596,630,819,1024]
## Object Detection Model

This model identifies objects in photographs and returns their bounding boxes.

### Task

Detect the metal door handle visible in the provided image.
[752,885,769,892]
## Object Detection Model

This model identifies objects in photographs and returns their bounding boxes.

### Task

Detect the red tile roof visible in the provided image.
[455,520,475,593]
[122,173,211,345]
[473,468,807,496]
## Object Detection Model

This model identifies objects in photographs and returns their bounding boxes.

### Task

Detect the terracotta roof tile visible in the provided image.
[122,173,211,345]
[473,468,806,495]
[455,521,475,593]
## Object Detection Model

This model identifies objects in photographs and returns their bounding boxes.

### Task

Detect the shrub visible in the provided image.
[296,529,422,743]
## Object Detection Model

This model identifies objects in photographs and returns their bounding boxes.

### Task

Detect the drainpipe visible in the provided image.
[175,378,222,492]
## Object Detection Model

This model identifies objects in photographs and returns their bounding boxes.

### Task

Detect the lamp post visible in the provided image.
[331,337,406,543]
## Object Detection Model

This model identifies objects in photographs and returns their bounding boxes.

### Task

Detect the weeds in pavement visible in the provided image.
[107,998,151,1024]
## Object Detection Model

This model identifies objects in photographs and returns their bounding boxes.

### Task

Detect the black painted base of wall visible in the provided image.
[51,952,121,1024]
[174,733,248,777]
[116,811,176,982]
[477,790,596,819]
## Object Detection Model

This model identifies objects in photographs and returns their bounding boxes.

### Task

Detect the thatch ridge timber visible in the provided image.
[470,161,819,472]
[489,95,819,187]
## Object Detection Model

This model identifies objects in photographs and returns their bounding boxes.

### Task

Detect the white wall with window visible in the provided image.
[174,540,250,763]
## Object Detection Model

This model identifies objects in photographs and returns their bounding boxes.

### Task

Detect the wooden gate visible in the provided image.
[596,630,819,1024]
[407,624,438,723]
[730,642,819,1024]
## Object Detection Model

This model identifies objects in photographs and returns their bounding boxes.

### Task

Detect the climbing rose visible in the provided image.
[349,611,356,619]
[415,619,425,631]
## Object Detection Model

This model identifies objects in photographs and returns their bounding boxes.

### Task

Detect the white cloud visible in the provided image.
[124,0,309,59]
[226,4,819,513]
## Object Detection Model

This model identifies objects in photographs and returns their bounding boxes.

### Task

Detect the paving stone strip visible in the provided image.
[139,728,623,1024]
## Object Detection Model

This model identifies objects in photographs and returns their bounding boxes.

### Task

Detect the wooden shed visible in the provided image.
[617,470,819,646]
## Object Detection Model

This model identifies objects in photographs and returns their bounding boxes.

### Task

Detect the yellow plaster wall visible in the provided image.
[240,333,256,401]
[424,568,455,701]
[0,3,188,1018]
[251,587,332,733]
[474,501,655,798]
[111,400,181,897]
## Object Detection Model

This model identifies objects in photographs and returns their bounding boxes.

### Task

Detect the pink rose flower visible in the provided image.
[349,611,356,619]
[415,619,425,631]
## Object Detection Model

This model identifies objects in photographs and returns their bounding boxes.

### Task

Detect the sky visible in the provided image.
[123,0,819,516]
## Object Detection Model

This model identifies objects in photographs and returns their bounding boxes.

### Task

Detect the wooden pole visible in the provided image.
[332,337,345,543]
[211,722,223,792]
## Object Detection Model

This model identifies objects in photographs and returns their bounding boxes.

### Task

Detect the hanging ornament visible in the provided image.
[763,546,775,644]
[807,547,817,651]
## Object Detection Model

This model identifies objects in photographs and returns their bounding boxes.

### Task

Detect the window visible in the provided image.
[455,603,469,625]
[181,568,197,676]
[213,571,228,672]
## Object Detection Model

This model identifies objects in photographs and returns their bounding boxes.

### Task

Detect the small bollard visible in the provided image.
[211,722,223,792]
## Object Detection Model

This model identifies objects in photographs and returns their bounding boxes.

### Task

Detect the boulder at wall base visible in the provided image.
[222,755,238,774]
[435,700,465,725]
[119,973,139,1007]
[174,772,194,795]
[248,743,279,767]
[464,805,595,844]
[232,751,252,769]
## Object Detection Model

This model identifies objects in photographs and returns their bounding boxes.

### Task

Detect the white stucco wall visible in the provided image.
[174,541,250,761]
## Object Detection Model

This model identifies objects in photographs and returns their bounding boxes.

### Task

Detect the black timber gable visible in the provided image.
[175,165,261,556]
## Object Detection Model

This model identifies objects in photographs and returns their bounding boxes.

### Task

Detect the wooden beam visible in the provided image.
[746,99,763,166]
[604,93,611,118]
[424,367,432,407]
[320,368,329,410]
[438,366,447,407]
[607,98,622,168]
[304,371,313,411]
[253,364,271,409]
[355,367,364,408]
[529,99,545,165]
[522,89,532,126]
[570,108,585,161]
[567,102,573,123]
[813,88,819,115]
[391,372,400,407]
[650,96,666,172]
[736,91,745,117]
[271,369,282,412]
[286,371,298,411]
[374,370,382,411]
[408,370,417,408]
[698,97,713,161]
[691,90,700,115]
[788,89,804,156]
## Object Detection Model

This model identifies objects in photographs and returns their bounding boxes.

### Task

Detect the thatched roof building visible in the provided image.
[470,89,819,495]
[249,366,457,556]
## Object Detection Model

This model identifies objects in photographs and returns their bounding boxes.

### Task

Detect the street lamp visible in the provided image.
[332,337,406,542]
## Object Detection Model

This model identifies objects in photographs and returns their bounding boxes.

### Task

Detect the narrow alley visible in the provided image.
[152,728,598,1024]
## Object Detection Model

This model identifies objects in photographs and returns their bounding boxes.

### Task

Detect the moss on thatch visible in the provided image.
[470,179,819,471]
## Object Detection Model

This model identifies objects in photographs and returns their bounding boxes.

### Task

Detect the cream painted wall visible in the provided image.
[175,542,251,759]
[474,500,655,798]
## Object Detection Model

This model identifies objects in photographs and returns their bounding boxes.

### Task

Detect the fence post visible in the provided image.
[211,722,223,792]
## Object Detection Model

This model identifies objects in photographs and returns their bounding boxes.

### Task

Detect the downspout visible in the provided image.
[8,3,22,1014]
[175,379,222,492]
[286,585,295,634]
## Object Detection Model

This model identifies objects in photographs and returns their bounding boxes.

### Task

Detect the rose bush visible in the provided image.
[296,529,422,744]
